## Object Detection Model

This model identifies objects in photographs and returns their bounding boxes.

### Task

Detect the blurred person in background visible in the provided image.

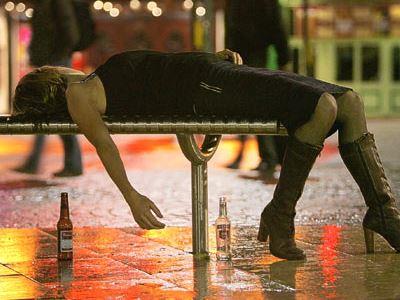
[225,0,290,180]
[14,0,92,176]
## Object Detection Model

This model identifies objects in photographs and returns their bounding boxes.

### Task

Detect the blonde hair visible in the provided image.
[13,66,69,120]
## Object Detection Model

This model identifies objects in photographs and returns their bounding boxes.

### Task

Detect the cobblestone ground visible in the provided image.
[0,119,399,299]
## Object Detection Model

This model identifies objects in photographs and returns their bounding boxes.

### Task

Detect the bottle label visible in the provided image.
[59,230,73,252]
[217,224,230,240]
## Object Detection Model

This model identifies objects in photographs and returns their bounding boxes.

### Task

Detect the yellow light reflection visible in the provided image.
[0,229,41,298]
[0,138,28,155]
[142,227,193,252]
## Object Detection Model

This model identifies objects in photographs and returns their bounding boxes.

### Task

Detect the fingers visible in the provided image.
[149,201,163,218]
[236,53,243,65]
[223,49,243,65]
[129,195,165,230]
[136,218,151,230]
[136,205,165,230]
[136,214,164,230]
[143,213,165,229]
[233,52,243,65]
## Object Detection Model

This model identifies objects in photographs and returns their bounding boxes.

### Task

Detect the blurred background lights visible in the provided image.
[147,1,157,11]
[110,7,120,17]
[25,7,33,18]
[183,0,193,10]
[130,0,141,10]
[15,2,25,12]
[5,1,15,11]
[196,6,206,17]
[93,0,104,10]
[152,6,162,17]
[114,3,123,11]
[103,1,113,12]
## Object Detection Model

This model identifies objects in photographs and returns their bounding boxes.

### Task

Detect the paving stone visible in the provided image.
[0,275,51,299]
[0,120,399,298]
[0,264,18,276]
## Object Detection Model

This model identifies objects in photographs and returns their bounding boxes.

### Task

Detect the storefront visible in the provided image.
[288,2,400,116]
[1,0,400,116]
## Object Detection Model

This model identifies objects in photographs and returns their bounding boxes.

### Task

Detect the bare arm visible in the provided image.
[66,84,165,229]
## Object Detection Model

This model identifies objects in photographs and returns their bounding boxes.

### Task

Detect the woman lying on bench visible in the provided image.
[13,49,400,260]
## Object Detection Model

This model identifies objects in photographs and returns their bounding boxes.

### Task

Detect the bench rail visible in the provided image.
[0,114,287,258]
[0,115,287,135]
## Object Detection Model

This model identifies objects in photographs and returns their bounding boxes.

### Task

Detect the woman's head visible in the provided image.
[13,66,69,119]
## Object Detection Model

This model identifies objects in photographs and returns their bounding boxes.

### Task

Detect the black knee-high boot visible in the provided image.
[339,133,400,253]
[258,136,323,260]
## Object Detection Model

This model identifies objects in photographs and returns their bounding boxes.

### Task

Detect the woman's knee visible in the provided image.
[337,91,365,123]
[315,93,338,126]
[337,91,365,121]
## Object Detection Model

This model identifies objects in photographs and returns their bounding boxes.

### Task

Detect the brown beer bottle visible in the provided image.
[57,192,73,260]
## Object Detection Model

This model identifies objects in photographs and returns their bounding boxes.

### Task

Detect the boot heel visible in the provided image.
[257,219,270,242]
[363,227,375,254]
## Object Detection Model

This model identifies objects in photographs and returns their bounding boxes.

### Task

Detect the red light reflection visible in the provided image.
[319,225,341,296]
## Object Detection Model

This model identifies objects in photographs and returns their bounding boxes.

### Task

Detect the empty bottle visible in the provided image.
[57,192,73,260]
[216,196,231,260]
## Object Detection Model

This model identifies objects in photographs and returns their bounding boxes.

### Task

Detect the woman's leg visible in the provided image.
[336,91,400,253]
[258,93,337,260]
[294,92,338,145]
[335,91,368,144]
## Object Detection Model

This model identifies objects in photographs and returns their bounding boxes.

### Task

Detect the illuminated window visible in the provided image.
[393,46,400,81]
[292,48,300,74]
[362,45,380,81]
[336,46,353,81]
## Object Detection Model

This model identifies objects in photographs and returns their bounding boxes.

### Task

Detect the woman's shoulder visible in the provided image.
[67,75,106,114]
[65,81,86,104]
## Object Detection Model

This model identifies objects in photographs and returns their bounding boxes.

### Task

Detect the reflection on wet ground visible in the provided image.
[0,179,59,190]
[0,226,399,299]
[0,120,399,298]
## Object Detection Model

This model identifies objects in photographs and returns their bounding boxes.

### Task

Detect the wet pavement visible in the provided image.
[0,226,399,299]
[0,119,399,299]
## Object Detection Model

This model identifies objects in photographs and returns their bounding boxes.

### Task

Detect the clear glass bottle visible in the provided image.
[216,196,231,260]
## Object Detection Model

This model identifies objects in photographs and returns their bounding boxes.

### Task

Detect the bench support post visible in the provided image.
[191,162,209,259]
[177,134,221,259]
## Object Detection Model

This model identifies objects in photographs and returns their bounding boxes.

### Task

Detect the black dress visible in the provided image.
[93,50,350,135]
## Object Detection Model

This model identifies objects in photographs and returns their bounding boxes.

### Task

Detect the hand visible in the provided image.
[127,191,165,230]
[216,49,243,65]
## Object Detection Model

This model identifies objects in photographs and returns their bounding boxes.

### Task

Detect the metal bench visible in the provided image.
[0,114,287,258]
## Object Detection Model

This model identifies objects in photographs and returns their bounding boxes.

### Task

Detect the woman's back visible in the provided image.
[94,50,221,117]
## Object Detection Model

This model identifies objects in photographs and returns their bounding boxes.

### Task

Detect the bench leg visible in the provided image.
[176,134,221,259]
[191,162,209,259]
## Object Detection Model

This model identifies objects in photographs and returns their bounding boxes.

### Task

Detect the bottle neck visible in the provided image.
[60,197,70,220]
[219,202,227,217]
